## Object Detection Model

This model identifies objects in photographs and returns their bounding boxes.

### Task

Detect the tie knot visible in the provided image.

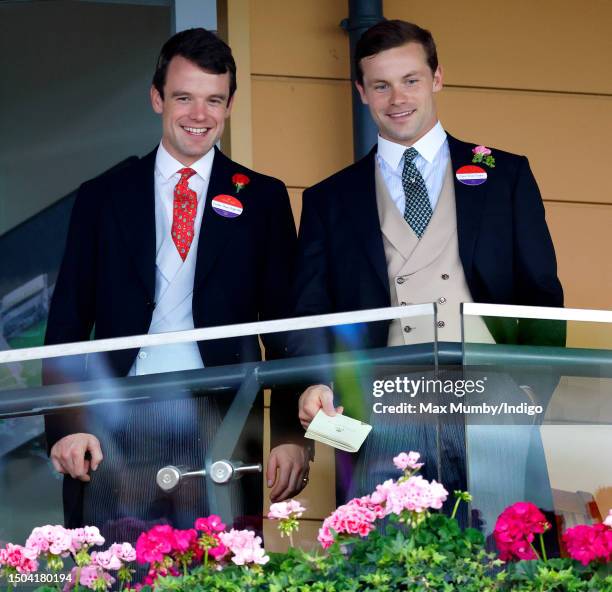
[177,167,196,183]
[403,147,419,165]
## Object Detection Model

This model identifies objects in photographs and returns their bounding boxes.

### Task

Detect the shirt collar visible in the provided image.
[155,141,215,184]
[377,121,447,170]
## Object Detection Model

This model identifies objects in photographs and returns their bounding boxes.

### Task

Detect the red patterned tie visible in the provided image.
[171,168,197,261]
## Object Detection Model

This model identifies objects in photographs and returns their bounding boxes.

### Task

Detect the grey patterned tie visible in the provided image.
[402,147,432,238]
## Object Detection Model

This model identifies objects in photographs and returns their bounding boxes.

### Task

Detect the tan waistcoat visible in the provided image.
[375,160,494,345]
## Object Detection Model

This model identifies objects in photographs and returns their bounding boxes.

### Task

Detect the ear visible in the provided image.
[355,80,369,105]
[224,93,235,119]
[432,65,444,93]
[150,85,164,114]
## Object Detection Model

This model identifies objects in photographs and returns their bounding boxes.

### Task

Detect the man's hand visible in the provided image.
[267,443,310,502]
[298,384,343,429]
[49,433,103,482]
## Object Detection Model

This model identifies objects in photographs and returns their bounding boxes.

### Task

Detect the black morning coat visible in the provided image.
[292,134,565,352]
[44,146,301,527]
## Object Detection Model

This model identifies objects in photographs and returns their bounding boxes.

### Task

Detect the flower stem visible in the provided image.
[289,532,294,548]
[204,547,209,570]
[74,565,81,592]
[528,541,541,561]
[539,533,548,562]
[450,497,461,520]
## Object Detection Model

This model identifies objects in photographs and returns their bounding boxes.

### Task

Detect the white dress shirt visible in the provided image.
[376,121,449,214]
[129,142,214,376]
[153,141,213,266]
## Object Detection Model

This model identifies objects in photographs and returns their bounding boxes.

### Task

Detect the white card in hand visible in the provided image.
[305,410,372,453]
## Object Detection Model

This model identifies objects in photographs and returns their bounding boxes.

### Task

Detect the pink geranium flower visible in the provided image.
[318,496,379,549]
[195,515,226,534]
[108,542,137,563]
[393,451,424,471]
[0,543,38,574]
[268,500,306,520]
[26,525,75,557]
[66,565,115,590]
[370,475,448,516]
[91,549,122,571]
[219,529,269,566]
[472,145,492,156]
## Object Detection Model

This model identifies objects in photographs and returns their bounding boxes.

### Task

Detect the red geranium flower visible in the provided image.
[563,523,612,566]
[232,173,250,193]
[493,502,550,561]
[135,525,173,564]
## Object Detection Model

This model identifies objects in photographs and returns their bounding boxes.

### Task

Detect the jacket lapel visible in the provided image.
[343,148,390,294]
[447,134,488,284]
[111,148,156,302]
[193,147,234,292]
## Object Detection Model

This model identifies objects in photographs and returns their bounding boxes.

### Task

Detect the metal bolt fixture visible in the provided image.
[156,460,262,492]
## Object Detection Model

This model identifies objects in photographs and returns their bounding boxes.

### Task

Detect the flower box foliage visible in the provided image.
[3,452,612,591]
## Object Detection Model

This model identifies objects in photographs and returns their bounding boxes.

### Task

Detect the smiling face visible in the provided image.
[150,55,233,165]
[356,42,443,147]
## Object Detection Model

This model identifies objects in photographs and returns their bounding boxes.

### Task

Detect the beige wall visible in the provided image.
[224,0,612,545]
[249,0,612,313]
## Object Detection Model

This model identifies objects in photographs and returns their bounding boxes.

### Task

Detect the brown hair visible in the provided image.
[355,20,438,84]
[153,28,236,102]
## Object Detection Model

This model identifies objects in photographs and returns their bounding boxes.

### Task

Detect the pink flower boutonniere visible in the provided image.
[232,173,250,193]
[472,145,496,168]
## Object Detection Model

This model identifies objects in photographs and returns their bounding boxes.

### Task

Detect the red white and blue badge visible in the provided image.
[455,165,487,186]
[211,194,243,218]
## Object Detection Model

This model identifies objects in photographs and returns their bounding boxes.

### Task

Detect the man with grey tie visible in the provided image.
[292,20,564,518]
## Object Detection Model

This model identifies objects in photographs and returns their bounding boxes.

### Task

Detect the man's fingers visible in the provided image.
[266,452,278,488]
[299,385,337,428]
[286,464,304,500]
[276,464,303,502]
[298,404,312,429]
[69,441,88,477]
[269,459,291,502]
[319,388,337,417]
[298,413,311,430]
[50,456,65,474]
[87,436,103,471]
[50,433,103,479]
[78,460,92,482]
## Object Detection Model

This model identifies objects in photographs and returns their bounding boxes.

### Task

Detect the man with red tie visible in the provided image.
[44,28,307,539]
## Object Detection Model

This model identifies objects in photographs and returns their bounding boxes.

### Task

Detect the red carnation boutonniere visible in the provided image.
[472,145,496,168]
[232,173,250,193]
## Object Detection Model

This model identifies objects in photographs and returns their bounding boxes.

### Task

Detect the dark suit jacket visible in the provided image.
[291,135,565,529]
[292,134,564,351]
[44,146,300,524]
